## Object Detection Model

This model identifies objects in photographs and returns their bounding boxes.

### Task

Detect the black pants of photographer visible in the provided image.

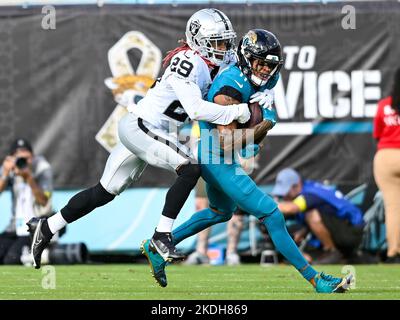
[319,212,364,257]
[0,232,30,265]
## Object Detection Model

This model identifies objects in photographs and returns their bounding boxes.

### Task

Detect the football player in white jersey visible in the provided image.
[28,8,252,268]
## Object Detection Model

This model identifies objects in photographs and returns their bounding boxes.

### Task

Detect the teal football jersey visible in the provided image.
[198,65,279,162]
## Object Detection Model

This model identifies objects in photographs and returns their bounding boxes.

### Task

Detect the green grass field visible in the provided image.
[0,264,399,300]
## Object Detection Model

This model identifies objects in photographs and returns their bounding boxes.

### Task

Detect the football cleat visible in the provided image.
[27,217,52,269]
[141,239,168,287]
[314,272,353,293]
[150,231,186,262]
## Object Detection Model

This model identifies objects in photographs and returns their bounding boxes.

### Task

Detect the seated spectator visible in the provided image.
[0,138,53,264]
[271,168,364,264]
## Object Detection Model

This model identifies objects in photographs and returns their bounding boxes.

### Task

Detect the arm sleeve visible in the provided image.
[166,74,246,125]
[214,85,243,103]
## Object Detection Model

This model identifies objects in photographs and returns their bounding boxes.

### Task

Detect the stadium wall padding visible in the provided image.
[0,2,399,190]
[0,189,199,252]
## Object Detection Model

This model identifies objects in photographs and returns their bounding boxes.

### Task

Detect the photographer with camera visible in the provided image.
[0,138,53,264]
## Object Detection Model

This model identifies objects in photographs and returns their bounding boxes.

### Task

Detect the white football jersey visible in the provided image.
[131,50,212,130]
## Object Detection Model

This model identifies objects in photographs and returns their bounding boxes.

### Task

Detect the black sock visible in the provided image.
[60,183,115,223]
[161,164,201,219]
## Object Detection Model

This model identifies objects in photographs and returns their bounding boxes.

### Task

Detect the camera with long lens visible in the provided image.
[48,243,88,265]
[15,157,28,169]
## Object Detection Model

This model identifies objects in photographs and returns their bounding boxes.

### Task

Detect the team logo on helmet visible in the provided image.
[247,30,257,44]
[189,20,201,36]
[242,30,258,51]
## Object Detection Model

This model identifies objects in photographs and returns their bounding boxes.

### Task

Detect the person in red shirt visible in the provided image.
[373,67,400,263]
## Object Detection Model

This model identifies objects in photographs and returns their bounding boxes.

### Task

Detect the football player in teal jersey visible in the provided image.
[142,29,353,293]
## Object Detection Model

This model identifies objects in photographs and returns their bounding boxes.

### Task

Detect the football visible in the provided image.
[237,101,264,129]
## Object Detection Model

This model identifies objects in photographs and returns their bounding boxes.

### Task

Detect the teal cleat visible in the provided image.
[140,239,168,287]
[314,272,353,293]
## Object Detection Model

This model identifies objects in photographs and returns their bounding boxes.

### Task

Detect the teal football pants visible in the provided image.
[172,162,316,280]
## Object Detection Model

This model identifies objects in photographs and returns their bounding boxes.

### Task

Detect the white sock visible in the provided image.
[41,248,50,265]
[156,216,175,233]
[47,212,68,234]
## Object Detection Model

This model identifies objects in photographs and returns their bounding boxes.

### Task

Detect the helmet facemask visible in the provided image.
[245,52,282,87]
[194,31,236,66]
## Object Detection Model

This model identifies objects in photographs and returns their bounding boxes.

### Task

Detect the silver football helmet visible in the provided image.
[185,8,236,66]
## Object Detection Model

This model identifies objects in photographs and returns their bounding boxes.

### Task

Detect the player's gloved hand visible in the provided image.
[249,89,275,109]
[261,107,277,128]
[236,103,251,124]
[240,143,260,159]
